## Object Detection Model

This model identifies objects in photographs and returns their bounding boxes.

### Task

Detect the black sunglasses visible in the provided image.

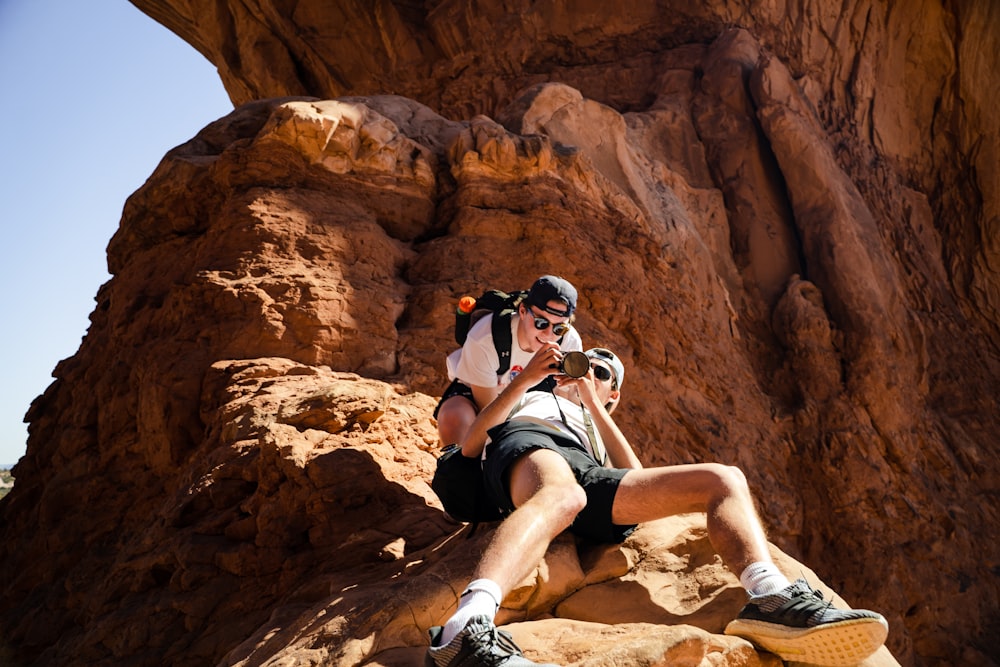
[527,307,570,337]
[590,363,613,382]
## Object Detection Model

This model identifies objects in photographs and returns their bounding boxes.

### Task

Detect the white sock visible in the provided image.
[438,579,503,647]
[740,561,791,597]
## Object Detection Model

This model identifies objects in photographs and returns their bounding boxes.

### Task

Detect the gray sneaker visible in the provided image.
[426,615,559,667]
[724,578,888,666]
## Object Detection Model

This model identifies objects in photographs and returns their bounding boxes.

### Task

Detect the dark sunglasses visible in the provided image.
[590,363,613,383]
[527,308,570,337]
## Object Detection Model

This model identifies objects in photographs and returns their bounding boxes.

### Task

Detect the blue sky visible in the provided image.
[0,2,233,466]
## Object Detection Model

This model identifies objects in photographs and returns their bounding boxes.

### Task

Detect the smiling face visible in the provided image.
[516,299,572,352]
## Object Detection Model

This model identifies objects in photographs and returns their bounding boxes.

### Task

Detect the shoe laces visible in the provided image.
[471,625,525,664]
[786,581,839,626]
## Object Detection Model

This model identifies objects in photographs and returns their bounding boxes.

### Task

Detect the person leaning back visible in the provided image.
[427,343,889,667]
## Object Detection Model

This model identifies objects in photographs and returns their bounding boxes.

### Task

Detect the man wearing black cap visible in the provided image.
[427,343,888,667]
[436,275,583,449]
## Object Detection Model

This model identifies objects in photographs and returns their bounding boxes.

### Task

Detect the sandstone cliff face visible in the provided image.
[0,3,997,667]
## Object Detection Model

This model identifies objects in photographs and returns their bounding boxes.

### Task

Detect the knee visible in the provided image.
[536,481,587,523]
[436,397,475,444]
[564,483,588,516]
[708,463,751,498]
[557,483,589,527]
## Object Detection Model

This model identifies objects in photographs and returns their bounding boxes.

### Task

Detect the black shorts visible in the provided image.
[433,379,475,419]
[482,420,637,544]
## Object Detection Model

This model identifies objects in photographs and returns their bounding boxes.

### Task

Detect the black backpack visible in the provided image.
[431,444,504,526]
[454,288,528,377]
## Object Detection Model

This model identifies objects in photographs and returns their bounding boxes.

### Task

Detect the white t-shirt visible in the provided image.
[446,312,583,389]
[503,391,607,464]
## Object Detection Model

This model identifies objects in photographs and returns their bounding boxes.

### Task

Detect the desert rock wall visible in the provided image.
[1,3,998,666]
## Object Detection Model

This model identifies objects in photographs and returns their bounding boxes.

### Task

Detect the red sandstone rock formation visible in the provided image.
[1,3,997,666]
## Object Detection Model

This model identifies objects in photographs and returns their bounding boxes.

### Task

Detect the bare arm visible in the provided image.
[470,383,501,412]
[558,373,644,470]
[459,343,563,458]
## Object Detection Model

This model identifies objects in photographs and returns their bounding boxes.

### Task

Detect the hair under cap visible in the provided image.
[585,347,625,390]
[526,275,577,316]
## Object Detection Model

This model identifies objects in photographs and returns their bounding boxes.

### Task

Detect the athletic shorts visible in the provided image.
[433,379,475,419]
[482,420,637,544]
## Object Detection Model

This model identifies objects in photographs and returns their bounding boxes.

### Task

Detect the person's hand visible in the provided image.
[517,341,563,385]
[554,364,602,409]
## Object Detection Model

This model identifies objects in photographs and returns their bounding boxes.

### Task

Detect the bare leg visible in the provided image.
[471,448,587,594]
[436,395,478,447]
[429,448,578,665]
[612,463,772,575]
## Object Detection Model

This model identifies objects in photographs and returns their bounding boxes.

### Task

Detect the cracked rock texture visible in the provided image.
[1,3,998,666]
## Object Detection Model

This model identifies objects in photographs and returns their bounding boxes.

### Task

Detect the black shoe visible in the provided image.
[426,615,559,667]
[724,578,888,666]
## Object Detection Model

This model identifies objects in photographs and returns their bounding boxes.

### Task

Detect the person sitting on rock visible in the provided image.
[434,275,584,447]
[427,344,888,667]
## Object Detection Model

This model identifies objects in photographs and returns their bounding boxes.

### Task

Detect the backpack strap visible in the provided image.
[491,310,514,376]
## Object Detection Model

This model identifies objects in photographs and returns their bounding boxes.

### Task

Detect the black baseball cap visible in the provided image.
[526,275,577,317]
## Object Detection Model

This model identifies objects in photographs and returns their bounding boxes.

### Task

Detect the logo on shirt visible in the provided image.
[507,365,525,383]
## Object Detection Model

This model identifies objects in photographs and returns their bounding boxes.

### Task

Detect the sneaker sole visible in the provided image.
[724,616,888,666]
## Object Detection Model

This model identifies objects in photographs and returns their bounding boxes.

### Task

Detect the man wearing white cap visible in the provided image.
[427,343,888,667]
